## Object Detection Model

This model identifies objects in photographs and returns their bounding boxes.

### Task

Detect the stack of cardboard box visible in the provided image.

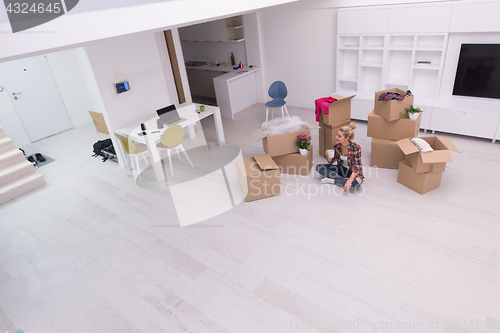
[396,136,460,194]
[318,95,355,159]
[236,121,320,202]
[368,88,420,169]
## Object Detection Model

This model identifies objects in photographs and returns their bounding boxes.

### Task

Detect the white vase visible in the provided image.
[299,148,308,156]
[409,112,419,120]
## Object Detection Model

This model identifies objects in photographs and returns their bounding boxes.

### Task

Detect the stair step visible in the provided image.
[0,150,26,169]
[0,173,45,206]
[0,137,16,155]
[0,161,36,188]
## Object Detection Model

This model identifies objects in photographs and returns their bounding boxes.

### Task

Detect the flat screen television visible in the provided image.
[452,44,500,100]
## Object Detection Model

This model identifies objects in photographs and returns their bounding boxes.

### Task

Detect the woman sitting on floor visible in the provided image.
[316,122,364,191]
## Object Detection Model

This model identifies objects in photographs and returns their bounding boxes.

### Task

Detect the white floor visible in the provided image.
[1,103,499,333]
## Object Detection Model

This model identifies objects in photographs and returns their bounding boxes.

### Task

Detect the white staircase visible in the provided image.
[0,127,45,206]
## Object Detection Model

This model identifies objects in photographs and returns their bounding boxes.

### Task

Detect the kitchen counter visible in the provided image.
[213,66,261,119]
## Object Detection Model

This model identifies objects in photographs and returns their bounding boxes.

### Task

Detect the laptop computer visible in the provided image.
[156,104,186,125]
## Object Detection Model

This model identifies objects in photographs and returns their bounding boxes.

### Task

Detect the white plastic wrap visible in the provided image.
[411,138,434,152]
[261,116,308,137]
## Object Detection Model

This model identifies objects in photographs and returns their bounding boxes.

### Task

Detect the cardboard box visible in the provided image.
[272,145,314,176]
[374,88,414,122]
[236,154,281,202]
[367,110,421,141]
[319,119,351,159]
[89,111,109,134]
[397,160,442,194]
[252,121,320,157]
[319,95,355,125]
[396,136,460,173]
[370,138,406,169]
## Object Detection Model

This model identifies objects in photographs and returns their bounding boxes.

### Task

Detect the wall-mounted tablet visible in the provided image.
[115,81,130,94]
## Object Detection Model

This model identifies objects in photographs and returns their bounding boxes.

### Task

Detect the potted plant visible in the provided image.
[405,105,423,120]
[295,134,312,155]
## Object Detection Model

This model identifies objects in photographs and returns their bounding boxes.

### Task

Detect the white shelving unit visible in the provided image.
[337,32,448,120]
[337,3,500,142]
[180,15,245,43]
[225,16,244,42]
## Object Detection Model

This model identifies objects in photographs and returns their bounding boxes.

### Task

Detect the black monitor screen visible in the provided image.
[453,44,500,100]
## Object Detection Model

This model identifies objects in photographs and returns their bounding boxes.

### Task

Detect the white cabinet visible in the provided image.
[449,2,500,33]
[387,5,452,33]
[179,16,244,43]
[430,108,499,139]
[338,9,388,34]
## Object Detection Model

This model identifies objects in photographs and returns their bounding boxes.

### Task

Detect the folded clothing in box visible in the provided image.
[374,88,414,121]
[396,136,460,173]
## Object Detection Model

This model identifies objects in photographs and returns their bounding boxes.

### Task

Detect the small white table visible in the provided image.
[116,103,225,182]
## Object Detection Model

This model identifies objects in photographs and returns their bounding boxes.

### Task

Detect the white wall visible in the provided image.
[84,31,174,130]
[46,48,96,127]
[258,6,338,108]
[84,31,175,165]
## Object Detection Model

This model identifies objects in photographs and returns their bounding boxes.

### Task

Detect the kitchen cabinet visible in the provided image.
[186,69,225,100]
[179,15,244,43]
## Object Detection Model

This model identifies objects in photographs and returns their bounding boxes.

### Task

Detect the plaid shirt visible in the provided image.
[329,141,364,178]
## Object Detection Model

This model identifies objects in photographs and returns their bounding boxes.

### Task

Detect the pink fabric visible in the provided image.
[314,97,337,122]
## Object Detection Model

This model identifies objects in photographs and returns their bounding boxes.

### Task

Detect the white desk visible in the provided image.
[116,103,225,182]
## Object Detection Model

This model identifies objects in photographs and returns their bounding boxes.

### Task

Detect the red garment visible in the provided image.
[314,97,337,122]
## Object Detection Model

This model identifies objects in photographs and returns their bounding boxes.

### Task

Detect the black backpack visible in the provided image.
[92,138,114,162]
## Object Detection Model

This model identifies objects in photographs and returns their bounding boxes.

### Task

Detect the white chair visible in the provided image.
[114,133,150,178]
[156,125,194,176]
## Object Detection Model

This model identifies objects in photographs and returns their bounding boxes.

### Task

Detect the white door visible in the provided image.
[0,55,72,142]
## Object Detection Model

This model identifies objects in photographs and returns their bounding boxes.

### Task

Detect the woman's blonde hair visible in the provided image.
[339,122,356,140]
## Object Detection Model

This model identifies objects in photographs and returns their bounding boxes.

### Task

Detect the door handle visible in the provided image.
[12,92,22,95]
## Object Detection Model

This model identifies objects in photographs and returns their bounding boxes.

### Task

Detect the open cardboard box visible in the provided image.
[367,110,421,141]
[319,119,350,159]
[396,136,460,173]
[252,121,320,157]
[397,160,443,194]
[273,145,314,176]
[320,95,355,125]
[236,154,281,202]
[370,138,406,169]
[374,88,414,122]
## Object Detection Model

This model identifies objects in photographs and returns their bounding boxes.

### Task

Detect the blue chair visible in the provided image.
[265,81,290,122]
